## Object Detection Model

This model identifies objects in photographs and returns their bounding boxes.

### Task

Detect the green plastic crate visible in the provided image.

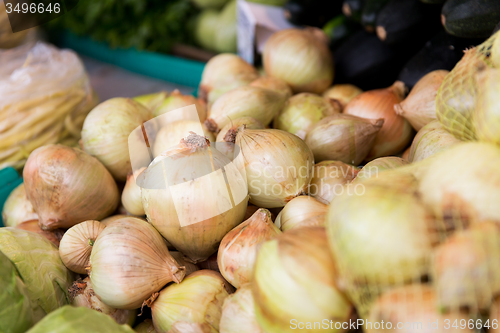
[0,167,23,227]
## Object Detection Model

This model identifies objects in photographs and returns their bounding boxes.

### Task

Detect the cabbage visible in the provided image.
[195,9,220,52]
[26,306,136,333]
[0,228,74,316]
[0,250,38,333]
[214,0,237,53]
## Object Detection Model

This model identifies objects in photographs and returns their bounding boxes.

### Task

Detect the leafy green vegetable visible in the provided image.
[0,228,74,317]
[26,306,136,333]
[0,250,38,333]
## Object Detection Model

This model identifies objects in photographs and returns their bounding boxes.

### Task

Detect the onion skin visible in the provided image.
[153,120,215,157]
[408,121,461,163]
[122,168,146,216]
[16,220,64,247]
[274,93,341,139]
[344,81,413,160]
[472,66,500,145]
[2,183,38,227]
[274,196,327,231]
[252,227,352,333]
[250,76,292,99]
[309,161,359,204]
[100,214,129,227]
[322,84,363,108]
[89,217,186,309]
[59,220,105,274]
[218,208,281,288]
[263,28,333,94]
[220,284,263,333]
[394,70,448,131]
[215,117,264,161]
[305,114,384,165]
[353,157,408,183]
[170,251,200,276]
[23,144,120,230]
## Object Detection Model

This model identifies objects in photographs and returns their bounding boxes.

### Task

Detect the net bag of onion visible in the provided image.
[0,41,97,169]
[326,142,500,328]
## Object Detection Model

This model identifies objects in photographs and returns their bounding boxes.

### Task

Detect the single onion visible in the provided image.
[343,81,413,159]
[432,223,500,311]
[233,128,314,208]
[122,168,146,216]
[23,144,120,230]
[218,208,281,288]
[134,319,157,333]
[253,227,353,333]
[2,183,38,227]
[219,284,263,333]
[59,220,106,274]
[274,196,327,231]
[472,65,500,145]
[89,217,186,309]
[305,114,384,165]
[133,91,169,112]
[367,285,473,333]
[322,84,363,108]
[274,93,341,139]
[151,270,233,333]
[141,133,248,262]
[204,86,286,133]
[199,54,259,104]
[153,120,215,157]
[81,97,153,181]
[394,70,448,131]
[263,28,333,94]
[308,161,359,204]
[250,76,292,99]
[153,90,207,126]
[69,277,137,325]
[16,220,64,247]
[353,157,408,183]
[407,121,461,163]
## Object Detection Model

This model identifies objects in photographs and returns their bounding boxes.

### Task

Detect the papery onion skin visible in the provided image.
[2,183,38,227]
[274,93,341,139]
[252,227,352,333]
[218,208,281,288]
[305,114,384,165]
[235,128,314,208]
[23,144,120,230]
[343,81,413,160]
[322,84,363,108]
[16,220,64,247]
[309,161,359,204]
[170,252,200,276]
[122,168,146,216]
[153,90,207,125]
[353,157,408,183]
[220,284,263,333]
[472,66,500,145]
[151,270,232,333]
[216,117,264,143]
[204,86,286,133]
[408,121,461,163]
[59,220,105,274]
[263,28,333,94]
[81,97,152,181]
[250,76,292,99]
[394,70,448,131]
[274,196,327,231]
[153,120,215,157]
[89,217,186,309]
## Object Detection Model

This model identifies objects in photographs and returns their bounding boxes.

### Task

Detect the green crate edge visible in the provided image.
[57,32,205,95]
[0,168,23,228]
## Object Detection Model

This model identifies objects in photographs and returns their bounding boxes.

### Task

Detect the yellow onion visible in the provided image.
[354,157,408,183]
[218,208,281,288]
[23,144,120,230]
[141,133,248,262]
[153,90,207,126]
[170,252,200,276]
[253,227,353,333]
[133,91,169,112]
[215,117,264,161]
[472,65,500,144]
[89,217,186,309]
[394,70,448,131]
[81,98,153,181]
[436,48,490,141]
[250,76,292,99]
[322,84,363,108]
[59,220,106,274]
[100,214,129,226]
[274,93,341,139]
[418,142,500,227]
[308,161,359,204]
[199,53,259,104]
[2,183,38,227]
[220,284,263,333]
[134,319,157,333]
[263,28,333,94]
[69,277,136,325]
[16,220,64,247]
[407,121,461,163]
[432,223,500,311]
[344,81,413,159]
[233,128,314,208]
[151,270,233,333]
[122,168,146,216]
[204,86,286,133]
[305,114,384,165]
[274,196,327,231]
[153,120,215,157]
[367,285,473,333]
